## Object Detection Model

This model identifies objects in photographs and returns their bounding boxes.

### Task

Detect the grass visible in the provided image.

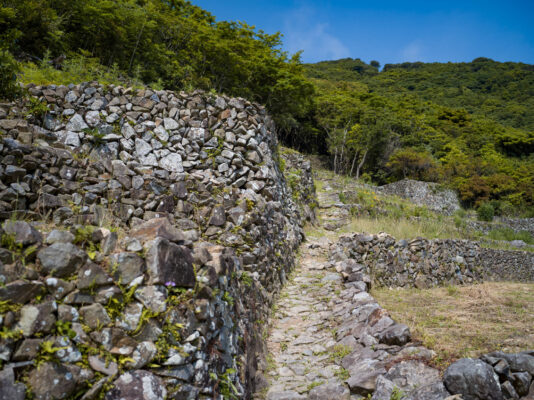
[340,215,467,241]
[487,227,534,245]
[18,52,161,89]
[372,282,534,369]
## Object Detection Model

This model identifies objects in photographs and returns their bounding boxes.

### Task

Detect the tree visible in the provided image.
[387,147,438,181]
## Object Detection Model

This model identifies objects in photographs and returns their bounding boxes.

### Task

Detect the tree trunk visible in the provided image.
[334,146,337,174]
[356,149,368,180]
[349,151,359,177]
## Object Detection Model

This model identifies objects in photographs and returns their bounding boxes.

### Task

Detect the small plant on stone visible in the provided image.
[24,96,49,121]
[390,387,405,400]
[334,367,350,381]
[239,271,253,287]
[210,368,239,399]
[307,381,323,391]
[329,344,352,364]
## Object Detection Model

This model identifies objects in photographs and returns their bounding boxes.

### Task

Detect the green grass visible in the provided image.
[487,227,534,245]
[18,53,161,89]
[340,215,468,241]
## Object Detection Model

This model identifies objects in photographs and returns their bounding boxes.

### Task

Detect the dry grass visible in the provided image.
[340,215,465,241]
[372,282,534,369]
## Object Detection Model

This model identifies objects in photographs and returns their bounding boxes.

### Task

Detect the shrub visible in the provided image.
[477,202,495,222]
[0,49,20,100]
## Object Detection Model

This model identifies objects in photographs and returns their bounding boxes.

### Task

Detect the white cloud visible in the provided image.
[400,40,424,62]
[283,6,350,62]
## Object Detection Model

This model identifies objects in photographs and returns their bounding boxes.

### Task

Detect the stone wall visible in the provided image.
[331,253,534,399]
[377,179,460,215]
[332,232,534,288]
[467,217,534,238]
[0,83,315,399]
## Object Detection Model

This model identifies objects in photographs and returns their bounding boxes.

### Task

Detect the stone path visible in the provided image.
[256,171,450,400]
[258,217,350,399]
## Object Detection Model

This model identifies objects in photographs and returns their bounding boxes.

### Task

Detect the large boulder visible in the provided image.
[444,358,503,400]
[2,221,43,246]
[146,238,195,287]
[38,242,87,277]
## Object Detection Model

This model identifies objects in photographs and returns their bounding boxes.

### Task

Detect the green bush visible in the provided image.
[477,203,495,222]
[0,49,20,100]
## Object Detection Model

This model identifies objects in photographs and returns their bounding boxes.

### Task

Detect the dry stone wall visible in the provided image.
[0,83,315,399]
[332,232,534,288]
[331,235,534,399]
[377,179,460,215]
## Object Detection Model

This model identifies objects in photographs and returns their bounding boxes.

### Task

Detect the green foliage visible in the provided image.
[3,0,313,138]
[239,271,253,287]
[477,202,495,222]
[305,58,534,211]
[390,387,405,400]
[0,48,20,99]
[24,96,48,119]
[487,228,534,245]
[210,368,239,399]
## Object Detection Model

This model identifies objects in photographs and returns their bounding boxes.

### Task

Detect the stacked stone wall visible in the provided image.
[332,232,534,288]
[0,82,315,399]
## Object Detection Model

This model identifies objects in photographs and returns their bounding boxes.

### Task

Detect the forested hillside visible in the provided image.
[1,1,533,214]
[0,0,313,139]
[305,58,534,214]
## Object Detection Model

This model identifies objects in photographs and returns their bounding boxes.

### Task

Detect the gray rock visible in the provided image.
[0,368,26,400]
[105,371,167,400]
[16,301,56,337]
[130,217,184,243]
[79,303,111,329]
[266,390,305,400]
[444,358,503,400]
[85,110,100,127]
[109,252,145,285]
[209,205,226,226]
[66,113,88,131]
[2,221,43,246]
[347,358,386,395]
[146,238,195,287]
[490,352,534,375]
[308,382,350,400]
[0,280,44,303]
[163,118,179,130]
[134,285,167,312]
[77,263,113,289]
[38,242,87,278]
[89,355,118,376]
[128,341,157,369]
[159,153,184,173]
[406,382,451,400]
[135,138,152,157]
[511,371,531,396]
[501,380,519,399]
[28,362,86,400]
[377,323,411,346]
[12,338,43,361]
[46,229,75,244]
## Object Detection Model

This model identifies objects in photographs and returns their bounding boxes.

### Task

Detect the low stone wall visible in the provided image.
[377,179,460,215]
[331,236,534,400]
[467,217,534,238]
[332,232,534,288]
[0,83,316,399]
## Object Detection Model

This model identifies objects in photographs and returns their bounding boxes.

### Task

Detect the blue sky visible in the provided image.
[192,0,534,65]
